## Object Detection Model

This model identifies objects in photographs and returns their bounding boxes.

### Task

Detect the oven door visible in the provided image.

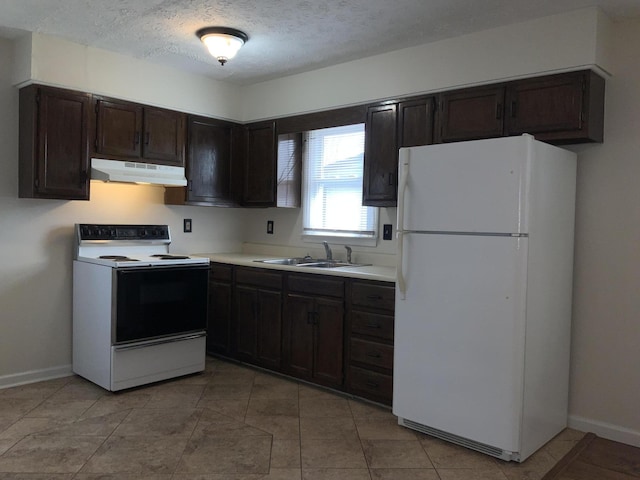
[114,264,209,344]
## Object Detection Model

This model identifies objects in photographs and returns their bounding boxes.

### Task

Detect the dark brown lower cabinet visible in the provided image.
[345,280,395,405]
[207,263,233,356]
[283,274,345,389]
[234,268,283,370]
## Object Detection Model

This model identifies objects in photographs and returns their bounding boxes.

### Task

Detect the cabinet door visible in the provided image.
[398,97,435,148]
[235,285,258,361]
[186,116,236,205]
[439,86,505,142]
[243,122,276,206]
[95,99,143,158]
[256,289,283,370]
[363,103,398,206]
[143,108,185,166]
[505,71,604,143]
[283,294,315,379]
[313,297,345,387]
[25,87,91,200]
[207,278,232,355]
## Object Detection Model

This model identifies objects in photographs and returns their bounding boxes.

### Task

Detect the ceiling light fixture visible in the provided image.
[196,27,248,66]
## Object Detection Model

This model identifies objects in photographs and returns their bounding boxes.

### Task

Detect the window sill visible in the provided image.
[301,233,378,248]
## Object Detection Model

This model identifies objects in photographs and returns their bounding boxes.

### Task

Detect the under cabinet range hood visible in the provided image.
[91,158,188,187]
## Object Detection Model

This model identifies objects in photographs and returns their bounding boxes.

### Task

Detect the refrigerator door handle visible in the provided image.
[396,149,410,299]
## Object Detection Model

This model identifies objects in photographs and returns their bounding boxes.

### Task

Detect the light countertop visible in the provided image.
[199,252,396,283]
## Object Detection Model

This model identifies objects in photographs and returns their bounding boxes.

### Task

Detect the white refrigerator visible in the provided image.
[393,134,577,462]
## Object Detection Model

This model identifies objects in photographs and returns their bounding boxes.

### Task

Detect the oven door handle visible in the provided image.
[113,332,206,352]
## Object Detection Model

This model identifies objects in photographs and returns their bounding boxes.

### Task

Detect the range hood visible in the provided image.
[91,158,187,187]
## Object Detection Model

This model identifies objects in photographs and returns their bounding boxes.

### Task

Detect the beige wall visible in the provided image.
[1,7,639,447]
[240,8,609,121]
[567,17,640,445]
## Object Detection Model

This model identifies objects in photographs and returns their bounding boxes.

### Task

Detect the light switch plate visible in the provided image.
[383,224,392,240]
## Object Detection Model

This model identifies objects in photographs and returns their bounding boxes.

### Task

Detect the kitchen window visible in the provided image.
[302,123,378,244]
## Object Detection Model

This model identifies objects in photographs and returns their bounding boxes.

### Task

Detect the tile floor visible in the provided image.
[0,357,585,479]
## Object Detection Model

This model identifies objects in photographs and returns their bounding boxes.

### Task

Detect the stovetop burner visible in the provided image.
[98,255,139,261]
[150,254,191,260]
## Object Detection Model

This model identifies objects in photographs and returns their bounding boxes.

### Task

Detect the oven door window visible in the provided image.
[115,266,208,344]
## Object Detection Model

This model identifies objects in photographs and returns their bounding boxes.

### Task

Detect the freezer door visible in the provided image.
[399,136,531,234]
[393,233,528,452]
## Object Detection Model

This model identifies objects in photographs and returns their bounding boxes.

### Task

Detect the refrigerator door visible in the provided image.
[398,136,532,235]
[393,232,528,453]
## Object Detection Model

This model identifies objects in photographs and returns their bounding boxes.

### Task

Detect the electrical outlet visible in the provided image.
[383,224,392,240]
[183,218,192,233]
[267,220,274,234]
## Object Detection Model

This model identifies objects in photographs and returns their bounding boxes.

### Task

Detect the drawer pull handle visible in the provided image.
[366,323,381,329]
[366,294,383,300]
[367,352,382,358]
[365,380,379,388]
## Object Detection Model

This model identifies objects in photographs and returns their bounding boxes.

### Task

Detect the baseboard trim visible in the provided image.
[0,365,73,390]
[568,414,640,447]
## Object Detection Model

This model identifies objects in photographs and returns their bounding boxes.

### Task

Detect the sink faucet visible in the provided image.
[323,241,332,261]
[344,245,352,264]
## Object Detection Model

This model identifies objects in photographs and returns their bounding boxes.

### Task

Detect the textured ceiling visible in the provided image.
[0,0,639,85]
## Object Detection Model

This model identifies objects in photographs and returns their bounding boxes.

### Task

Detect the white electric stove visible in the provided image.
[72,224,210,391]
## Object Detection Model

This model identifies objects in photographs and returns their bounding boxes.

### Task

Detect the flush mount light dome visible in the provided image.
[197,27,248,66]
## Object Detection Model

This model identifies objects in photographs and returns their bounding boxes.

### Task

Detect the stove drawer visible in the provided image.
[111,334,205,391]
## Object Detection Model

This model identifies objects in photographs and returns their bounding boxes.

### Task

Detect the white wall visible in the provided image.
[565,17,640,446]
[0,37,247,385]
[240,8,609,121]
[16,33,243,120]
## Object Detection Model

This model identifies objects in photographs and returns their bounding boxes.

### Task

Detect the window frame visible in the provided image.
[301,123,378,247]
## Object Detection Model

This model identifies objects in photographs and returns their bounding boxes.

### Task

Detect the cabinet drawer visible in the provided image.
[351,282,395,311]
[350,338,393,370]
[287,274,344,298]
[348,366,393,404]
[351,311,394,341]
[236,267,282,289]
[210,263,232,282]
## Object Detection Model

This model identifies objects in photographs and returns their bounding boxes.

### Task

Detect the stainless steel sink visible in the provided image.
[254,257,320,266]
[254,258,370,268]
[297,261,371,268]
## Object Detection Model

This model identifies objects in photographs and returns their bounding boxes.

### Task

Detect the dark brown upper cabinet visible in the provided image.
[505,70,605,143]
[94,97,185,166]
[19,85,91,200]
[438,85,506,143]
[398,96,436,148]
[363,97,436,207]
[242,121,277,207]
[165,115,240,206]
[143,107,186,164]
[363,103,398,207]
